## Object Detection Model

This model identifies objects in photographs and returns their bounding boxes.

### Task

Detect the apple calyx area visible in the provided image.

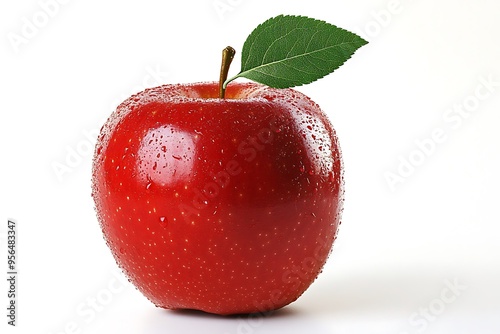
[219,46,236,99]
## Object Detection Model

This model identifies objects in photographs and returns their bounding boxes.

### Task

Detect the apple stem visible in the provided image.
[219,46,236,99]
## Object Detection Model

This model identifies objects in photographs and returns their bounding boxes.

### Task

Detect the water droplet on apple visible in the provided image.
[328,171,335,182]
[161,146,166,152]
[159,216,168,228]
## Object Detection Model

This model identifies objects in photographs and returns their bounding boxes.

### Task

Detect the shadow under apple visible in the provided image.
[141,263,498,334]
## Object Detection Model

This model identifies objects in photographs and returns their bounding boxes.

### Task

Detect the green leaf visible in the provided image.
[224,15,368,89]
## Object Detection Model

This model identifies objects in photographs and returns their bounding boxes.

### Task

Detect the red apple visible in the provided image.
[92,81,344,315]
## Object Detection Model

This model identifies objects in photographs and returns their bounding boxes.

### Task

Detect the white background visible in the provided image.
[1,0,500,333]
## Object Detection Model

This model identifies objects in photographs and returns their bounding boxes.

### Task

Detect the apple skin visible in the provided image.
[92,82,344,315]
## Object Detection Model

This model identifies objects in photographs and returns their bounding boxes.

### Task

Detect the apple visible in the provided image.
[91,81,344,315]
[90,13,369,316]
